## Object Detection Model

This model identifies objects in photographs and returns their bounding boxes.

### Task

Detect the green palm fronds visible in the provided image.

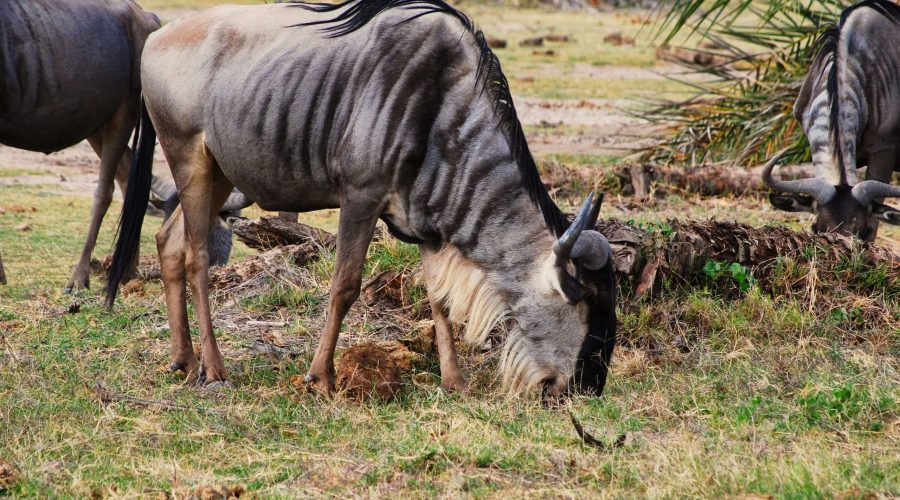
[646,0,849,166]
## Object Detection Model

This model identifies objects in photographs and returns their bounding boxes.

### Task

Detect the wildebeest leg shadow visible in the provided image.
[304,202,381,395]
[66,98,139,293]
[162,136,235,385]
[421,248,468,392]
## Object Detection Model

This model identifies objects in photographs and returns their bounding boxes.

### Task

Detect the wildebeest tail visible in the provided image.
[105,97,156,307]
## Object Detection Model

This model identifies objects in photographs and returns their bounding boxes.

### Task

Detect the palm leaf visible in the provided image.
[645,0,849,166]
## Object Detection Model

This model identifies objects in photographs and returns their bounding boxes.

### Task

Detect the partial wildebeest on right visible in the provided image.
[764,0,900,241]
[107,0,617,399]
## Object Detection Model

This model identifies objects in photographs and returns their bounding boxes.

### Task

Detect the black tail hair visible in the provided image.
[105,97,156,307]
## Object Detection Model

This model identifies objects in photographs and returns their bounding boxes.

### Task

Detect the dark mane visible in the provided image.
[815,0,900,183]
[290,0,569,237]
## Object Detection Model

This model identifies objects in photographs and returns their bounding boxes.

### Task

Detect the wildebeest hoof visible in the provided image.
[303,372,335,395]
[441,377,469,393]
[63,286,73,295]
[170,361,186,372]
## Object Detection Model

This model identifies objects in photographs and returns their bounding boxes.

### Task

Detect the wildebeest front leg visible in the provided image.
[421,248,467,392]
[305,204,380,395]
[66,100,137,293]
[156,208,198,380]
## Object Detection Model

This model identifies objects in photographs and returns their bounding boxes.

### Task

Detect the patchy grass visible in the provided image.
[0,3,896,497]
[1,178,897,497]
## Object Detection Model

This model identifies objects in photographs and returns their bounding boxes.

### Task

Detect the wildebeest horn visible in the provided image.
[851,180,900,206]
[220,190,253,212]
[553,193,611,270]
[761,147,835,203]
[554,192,595,258]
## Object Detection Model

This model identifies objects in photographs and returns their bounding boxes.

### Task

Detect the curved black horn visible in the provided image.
[851,180,900,206]
[587,192,603,228]
[761,147,835,203]
[554,192,594,258]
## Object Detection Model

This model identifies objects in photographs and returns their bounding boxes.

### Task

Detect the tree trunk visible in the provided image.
[617,163,818,198]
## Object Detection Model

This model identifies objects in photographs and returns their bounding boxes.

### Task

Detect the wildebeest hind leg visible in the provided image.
[305,203,381,395]
[170,140,235,386]
[156,208,199,381]
[66,101,138,293]
[421,248,467,392]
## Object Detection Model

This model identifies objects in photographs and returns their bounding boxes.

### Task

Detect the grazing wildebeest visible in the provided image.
[764,0,900,241]
[107,0,617,397]
[0,0,160,292]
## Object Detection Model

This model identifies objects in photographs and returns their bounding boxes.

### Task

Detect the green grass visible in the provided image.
[0,3,896,497]
[1,180,897,497]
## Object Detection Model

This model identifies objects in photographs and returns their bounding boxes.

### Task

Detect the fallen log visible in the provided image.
[616,163,818,198]
[596,218,898,299]
[229,216,335,251]
[225,217,897,305]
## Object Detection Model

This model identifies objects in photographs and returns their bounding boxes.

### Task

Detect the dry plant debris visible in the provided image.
[208,244,320,292]
[172,484,246,499]
[519,36,544,47]
[603,32,634,46]
[0,459,19,491]
[486,36,507,48]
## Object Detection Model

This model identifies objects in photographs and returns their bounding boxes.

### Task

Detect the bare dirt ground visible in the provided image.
[0,86,663,198]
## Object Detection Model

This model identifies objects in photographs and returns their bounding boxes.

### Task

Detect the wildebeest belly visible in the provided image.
[0,0,133,153]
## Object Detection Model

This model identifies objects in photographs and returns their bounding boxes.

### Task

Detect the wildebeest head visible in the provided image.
[498,193,616,398]
[763,149,900,242]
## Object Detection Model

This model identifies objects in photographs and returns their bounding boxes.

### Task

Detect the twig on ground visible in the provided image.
[93,381,225,416]
[568,409,626,450]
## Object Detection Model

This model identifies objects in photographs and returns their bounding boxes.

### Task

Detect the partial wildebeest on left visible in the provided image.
[0,0,159,291]
[107,0,617,397]
[764,0,900,241]
[0,0,244,289]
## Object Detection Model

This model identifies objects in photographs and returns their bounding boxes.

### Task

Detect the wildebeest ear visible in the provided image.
[873,202,900,225]
[769,193,815,213]
[557,268,590,305]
